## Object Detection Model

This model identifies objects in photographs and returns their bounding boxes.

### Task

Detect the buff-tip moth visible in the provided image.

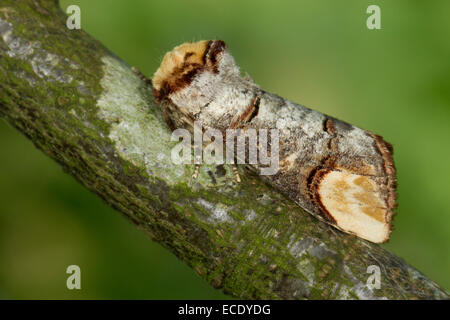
[151,40,397,243]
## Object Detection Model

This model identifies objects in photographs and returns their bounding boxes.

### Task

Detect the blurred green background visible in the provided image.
[0,0,449,299]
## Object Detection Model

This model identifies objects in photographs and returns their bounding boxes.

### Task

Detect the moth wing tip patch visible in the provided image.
[317,170,392,243]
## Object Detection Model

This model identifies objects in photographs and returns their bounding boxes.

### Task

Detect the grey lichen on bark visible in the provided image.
[0,0,448,300]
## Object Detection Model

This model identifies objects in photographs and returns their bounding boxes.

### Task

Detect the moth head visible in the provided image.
[152,40,239,103]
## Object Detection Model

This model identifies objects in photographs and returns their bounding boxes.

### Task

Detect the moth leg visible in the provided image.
[131,67,177,131]
[162,108,176,131]
[33,0,49,15]
[231,165,241,183]
[132,66,152,86]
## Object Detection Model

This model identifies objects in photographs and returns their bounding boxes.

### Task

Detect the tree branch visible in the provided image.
[0,0,447,299]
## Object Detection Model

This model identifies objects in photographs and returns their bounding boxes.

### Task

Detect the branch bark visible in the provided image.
[0,0,447,299]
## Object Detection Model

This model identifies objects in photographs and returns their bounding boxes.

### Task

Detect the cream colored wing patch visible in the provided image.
[317,170,390,243]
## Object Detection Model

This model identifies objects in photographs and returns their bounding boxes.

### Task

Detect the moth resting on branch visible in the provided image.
[152,40,397,243]
[3,1,447,299]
